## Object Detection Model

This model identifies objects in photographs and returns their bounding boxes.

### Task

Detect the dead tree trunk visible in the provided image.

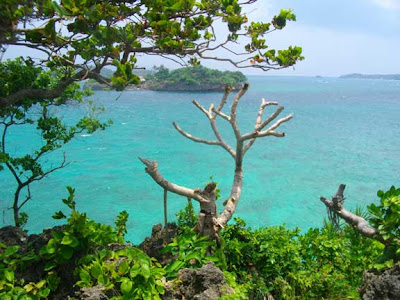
[320,185,388,245]
[139,84,292,240]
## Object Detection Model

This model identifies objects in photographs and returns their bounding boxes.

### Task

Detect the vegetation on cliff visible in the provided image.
[143,66,247,91]
[1,185,397,299]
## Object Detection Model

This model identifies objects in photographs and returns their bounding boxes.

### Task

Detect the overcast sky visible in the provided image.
[4,0,400,77]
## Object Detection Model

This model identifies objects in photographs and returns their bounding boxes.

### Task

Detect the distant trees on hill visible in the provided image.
[144,66,247,91]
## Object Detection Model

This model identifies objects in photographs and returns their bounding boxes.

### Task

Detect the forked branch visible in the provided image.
[320,184,387,245]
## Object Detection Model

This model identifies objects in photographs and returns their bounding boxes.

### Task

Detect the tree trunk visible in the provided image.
[194,182,218,240]
[13,185,22,227]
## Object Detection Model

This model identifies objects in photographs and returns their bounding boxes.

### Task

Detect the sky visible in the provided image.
[3,0,400,77]
[239,0,400,76]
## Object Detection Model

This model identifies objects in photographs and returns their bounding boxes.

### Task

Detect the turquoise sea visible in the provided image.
[1,76,399,244]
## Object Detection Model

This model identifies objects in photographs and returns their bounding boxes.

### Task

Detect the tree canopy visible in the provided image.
[0,0,303,108]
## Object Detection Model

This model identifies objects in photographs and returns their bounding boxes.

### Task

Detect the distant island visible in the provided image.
[84,66,247,91]
[143,65,247,91]
[340,73,400,80]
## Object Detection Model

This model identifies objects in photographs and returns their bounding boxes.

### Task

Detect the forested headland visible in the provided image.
[143,65,247,91]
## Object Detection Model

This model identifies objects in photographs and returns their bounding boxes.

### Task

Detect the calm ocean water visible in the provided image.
[1,76,399,244]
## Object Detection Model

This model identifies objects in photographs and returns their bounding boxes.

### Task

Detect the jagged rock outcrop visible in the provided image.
[139,223,178,265]
[359,263,400,300]
[0,226,28,249]
[163,262,233,300]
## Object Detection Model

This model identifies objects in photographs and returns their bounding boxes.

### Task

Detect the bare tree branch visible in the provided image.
[230,83,249,139]
[139,157,209,203]
[172,122,220,146]
[320,184,387,245]
[213,85,233,115]
[211,108,231,122]
[192,100,211,119]
[243,99,278,153]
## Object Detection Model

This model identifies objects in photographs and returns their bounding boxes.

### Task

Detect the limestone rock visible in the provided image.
[139,223,178,265]
[359,263,400,300]
[164,262,233,300]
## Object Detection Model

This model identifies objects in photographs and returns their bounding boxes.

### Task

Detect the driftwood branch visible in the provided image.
[139,157,209,203]
[320,184,387,244]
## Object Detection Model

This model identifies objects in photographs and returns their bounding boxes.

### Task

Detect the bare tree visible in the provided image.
[139,84,292,241]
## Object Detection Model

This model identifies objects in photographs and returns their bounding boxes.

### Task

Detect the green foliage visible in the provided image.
[1,0,303,93]
[0,187,168,299]
[161,230,220,279]
[175,201,198,232]
[145,65,247,90]
[221,217,382,300]
[0,242,51,299]
[40,187,126,271]
[115,211,130,239]
[368,186,400,262]
[0,58,111,227]
[0,189,391,300]
[76,248,165,300]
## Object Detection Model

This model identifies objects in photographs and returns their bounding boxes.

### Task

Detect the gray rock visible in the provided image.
[74,285,109,300]
[164,262,233,300]
[359,263,400,300]
[139,223,178,265]
[0,226,28,249]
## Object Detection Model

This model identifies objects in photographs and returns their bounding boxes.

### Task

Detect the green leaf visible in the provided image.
[47,273,61,291]
[184,252,201,262]
[60,245,74,260]
[61,235,73,245]
[120,279,133,295]
[139,261,151,279]
[60,235,79,248]
[165,260,185,273]
[97,274,109,286]
[118,260,130,275]
[44,261,58,271]
[79,268,91,283]
[90,262,103,279]
[130,264,140,278]
[38,287,51,298]
[52,211,66,219]
[4,269,14,282]
[4,246,19,257]
[46,238,57,254]
[36,280,46,289]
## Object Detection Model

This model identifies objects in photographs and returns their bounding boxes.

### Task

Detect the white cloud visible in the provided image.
[372,0,400,9]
